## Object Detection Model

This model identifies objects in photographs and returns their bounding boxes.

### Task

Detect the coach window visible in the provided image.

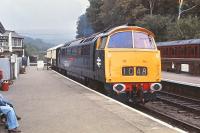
[166,48,169,56]
[195,46,198,58]
[98,36,107,49]
[108,31,133,48]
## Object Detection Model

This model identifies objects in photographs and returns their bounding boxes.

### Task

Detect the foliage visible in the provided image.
[24,36,53,51]
[100,0,147,28]
[24,43,39,56]
[136,15,172,41]
[24,36,54,58]
[86,0,104,32]
[76,0,200,42]
[167,16,200,40]
[76,14,94,38]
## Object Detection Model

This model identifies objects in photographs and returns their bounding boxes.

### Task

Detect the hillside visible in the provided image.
[24,36,55,51]
[23,36,56,57]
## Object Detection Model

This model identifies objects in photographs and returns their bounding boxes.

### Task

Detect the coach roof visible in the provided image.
[157,39,200,46]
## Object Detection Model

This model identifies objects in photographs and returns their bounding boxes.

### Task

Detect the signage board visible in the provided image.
[37,60,44,69]
[181,64,189,72]
[0,36,8,43]
[11,55,16,63]
[0,47,3,53]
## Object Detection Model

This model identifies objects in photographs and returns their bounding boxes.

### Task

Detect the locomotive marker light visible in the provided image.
[113,83,126,94]
[150,83,162,92]
[96,57,101,68]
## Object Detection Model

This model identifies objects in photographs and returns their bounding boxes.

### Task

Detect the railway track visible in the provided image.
[138,91,200,132]
[135,104,200,133]
[157,91,200,115]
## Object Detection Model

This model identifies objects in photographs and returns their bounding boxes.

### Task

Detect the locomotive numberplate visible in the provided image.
[122,67,134,76]
[136,67,147,76]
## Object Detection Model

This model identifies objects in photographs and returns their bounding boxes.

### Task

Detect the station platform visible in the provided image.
[0,67,185,133]
[162,71,200,87]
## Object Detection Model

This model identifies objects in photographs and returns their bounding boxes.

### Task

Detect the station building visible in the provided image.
[0,22,24,57]
[0,22,25,80]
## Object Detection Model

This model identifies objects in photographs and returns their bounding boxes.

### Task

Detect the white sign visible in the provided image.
[96,57,101,68]
[181,64,189,72]
[11,55,16,63]
[37,60,44,69]
[0,47,3,53]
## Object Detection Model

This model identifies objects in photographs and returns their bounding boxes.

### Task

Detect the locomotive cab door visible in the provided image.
[94,36,108,82]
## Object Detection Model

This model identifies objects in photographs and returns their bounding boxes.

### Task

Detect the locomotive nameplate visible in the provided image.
[136,67,147,76]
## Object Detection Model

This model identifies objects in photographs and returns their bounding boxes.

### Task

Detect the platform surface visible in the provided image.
[162,71,200,87]
[0,67,183,133]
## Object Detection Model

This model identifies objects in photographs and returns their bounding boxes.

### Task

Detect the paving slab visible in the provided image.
[162,71,200,87]
[0,67,184,133]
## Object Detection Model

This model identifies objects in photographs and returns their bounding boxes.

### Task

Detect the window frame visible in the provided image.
[96,36,108,50]
[105,30,157,50]
[133,31,156,50]
[107,31,133,48]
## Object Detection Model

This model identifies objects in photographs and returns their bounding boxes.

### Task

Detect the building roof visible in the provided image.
[2,30,24,39]
[0,22,5,34]
[157,39,200,46]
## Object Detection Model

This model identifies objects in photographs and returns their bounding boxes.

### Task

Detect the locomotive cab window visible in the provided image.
[107,31,156,49]
[134,32,155,49]
[108,31,133,48]
[98,36,108,49]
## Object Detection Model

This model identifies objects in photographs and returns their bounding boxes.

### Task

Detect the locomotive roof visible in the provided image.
[157,39,200,46]
[60,25,155,49]
[102,25,155,37]
[47,44,64,51]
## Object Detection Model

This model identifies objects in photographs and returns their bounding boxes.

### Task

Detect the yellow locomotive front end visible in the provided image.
[100,26,162,103]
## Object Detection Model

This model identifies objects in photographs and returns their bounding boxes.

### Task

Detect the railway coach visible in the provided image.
[46,44,64,69]
[157,39,200,75]
[51,25,162,103]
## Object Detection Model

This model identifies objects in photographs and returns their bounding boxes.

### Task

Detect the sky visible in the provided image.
[0,0,89,44]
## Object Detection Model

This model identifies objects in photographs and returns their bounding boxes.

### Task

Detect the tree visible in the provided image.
[76,14,94,38]
[136,15,172,41]
[100,0,147,27]
[77,0,200,42]
[86,0,104,32]
[24,44,39,56]
[178,0,200,20]
[147,0,156,15]
[167,16,200,40]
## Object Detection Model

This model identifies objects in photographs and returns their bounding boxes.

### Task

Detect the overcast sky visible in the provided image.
[0,0,89,43]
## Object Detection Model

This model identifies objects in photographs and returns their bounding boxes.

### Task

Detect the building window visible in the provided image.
[11,38,22,47]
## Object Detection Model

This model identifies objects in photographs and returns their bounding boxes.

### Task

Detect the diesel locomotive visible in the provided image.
[47,25,162,103]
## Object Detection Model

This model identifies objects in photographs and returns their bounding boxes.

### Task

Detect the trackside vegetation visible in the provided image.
[76,0,200,42]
